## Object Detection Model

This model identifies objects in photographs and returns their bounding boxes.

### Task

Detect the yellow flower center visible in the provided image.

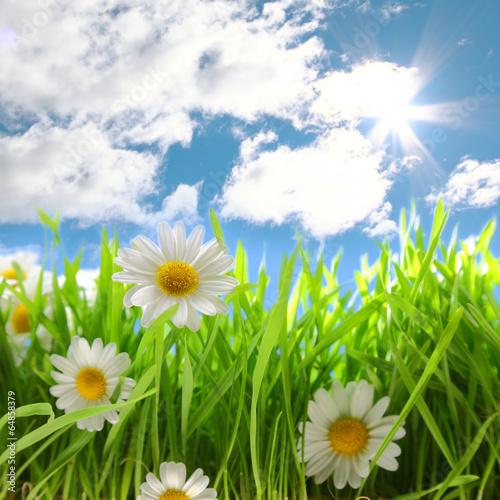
[1,267,26,282]
[11,304,31,334]
[159,489,189,500]
[155,261,198,297]
[75,367,107,400]
[328,417,369,456]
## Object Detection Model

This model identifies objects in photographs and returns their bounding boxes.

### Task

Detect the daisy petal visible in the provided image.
[347,463,363,489]
[172,297,188,329]
[130,285,164,307]
[185,225,205,264]
[307,400,330,430]
[141,301,162,328]
[183,469,204,492]
[104,352,131,377]
[187,293,217,316]
[123,285,145,307]
[376,454,399,471]
[196,280,236,295]
[197,255,236,278]
[314,388,340,424]
[365,396,390,427]
[50,354,78,375]
[312,453,338,485]
[350,380,374,419]
[187,475,210,497]
[173,221,187,261]
[333,459,350,490]
[331,380,349,416]
[185,302,201,332]
[130,235,164,263]
[157,221,176,262]
[302,440,331,462]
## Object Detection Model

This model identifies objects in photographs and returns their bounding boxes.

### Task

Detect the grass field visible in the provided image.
[1,201,499,500]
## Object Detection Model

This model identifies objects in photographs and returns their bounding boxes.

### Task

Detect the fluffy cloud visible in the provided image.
[218,128,394,238]
[426,157,500,209]
[311,61,421,124]
[0,122,160,225]
[157,183,203,224]
[362,201,398,237]
[0,0,324,123]
[0,0,331,225]
[0,0,431,240]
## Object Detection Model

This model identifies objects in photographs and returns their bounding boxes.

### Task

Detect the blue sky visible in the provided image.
[0,0,499,296]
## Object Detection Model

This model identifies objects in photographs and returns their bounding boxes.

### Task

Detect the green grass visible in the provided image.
[1,200,499,500]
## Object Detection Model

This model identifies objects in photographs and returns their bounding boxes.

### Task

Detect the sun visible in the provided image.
[365,78,418,146]
[378,99,412,130]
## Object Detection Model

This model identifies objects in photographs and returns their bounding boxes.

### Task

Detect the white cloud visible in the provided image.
[0,0,325,123]
[362,202,398,237]
[387,154,422,178]
[239,131,279,163]
[426,157,500,209]
[0,1,429,240]
[311,61,421,124]
[218,127,393,238]
[157,182,203,224]
[0,122,161,225]
[358,1,409,19]
[380,3,409,19]
[0,0,331,225]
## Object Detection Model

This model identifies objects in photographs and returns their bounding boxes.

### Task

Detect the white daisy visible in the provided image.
[298,380,406,490]
[3,271,55,365]
[0,250,38,287]
[49,336,137,432]
[112,221,239,331]
[137,461,217,500]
